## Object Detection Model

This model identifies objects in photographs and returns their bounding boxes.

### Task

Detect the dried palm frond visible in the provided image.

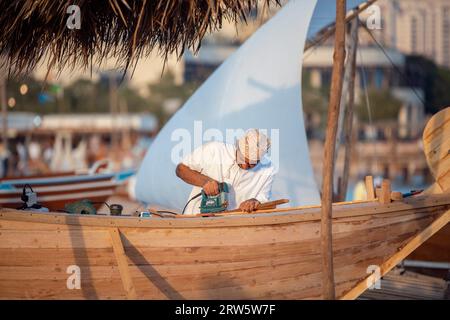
[0,0,279,76]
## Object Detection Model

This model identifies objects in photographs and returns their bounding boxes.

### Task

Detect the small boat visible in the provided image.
[0,172,120,211]
[0,159,136,211]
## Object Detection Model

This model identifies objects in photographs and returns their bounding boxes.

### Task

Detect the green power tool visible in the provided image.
[182,182,230,214]
[200,182,229,213]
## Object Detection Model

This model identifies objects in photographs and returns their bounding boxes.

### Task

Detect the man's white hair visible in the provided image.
[237,129,271,162]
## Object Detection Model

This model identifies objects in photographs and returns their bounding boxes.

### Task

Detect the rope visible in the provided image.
[361,24,427,107]
[358,47,381,171]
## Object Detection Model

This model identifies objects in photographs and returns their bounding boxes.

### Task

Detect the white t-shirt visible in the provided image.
[181,141,276,214]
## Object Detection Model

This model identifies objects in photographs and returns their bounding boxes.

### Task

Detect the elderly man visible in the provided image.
[176,129,276,214]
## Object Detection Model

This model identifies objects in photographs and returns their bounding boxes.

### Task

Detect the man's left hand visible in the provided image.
[239,199,260,213]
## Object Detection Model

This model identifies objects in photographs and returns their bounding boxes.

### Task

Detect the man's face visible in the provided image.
[236,149,259,170]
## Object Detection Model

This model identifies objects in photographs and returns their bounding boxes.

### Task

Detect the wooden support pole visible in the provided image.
[338,18,359,201]
[365,175,375,200]
[379,179,391,204]
[109,227,137,299]
[341,209,450,300]
[305,0,378,51]
[0,77,8,151]
[109,73,119,152]
[390,191,403,201]
[320,0,346,300]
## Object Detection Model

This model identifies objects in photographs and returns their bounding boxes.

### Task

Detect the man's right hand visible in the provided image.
[202,180,220,196]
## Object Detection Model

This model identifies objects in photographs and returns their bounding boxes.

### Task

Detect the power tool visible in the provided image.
[19,184,49,212]
[65,199,97,215]
[200,182,229,213]
[182,182,230,214]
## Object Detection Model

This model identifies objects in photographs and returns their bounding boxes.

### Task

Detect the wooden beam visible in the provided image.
[0,77,8,152]
[390,191,403,201]
[320,0,346,300]
[109,227,137,299]
[365,176,375,200]
[338,18,359,201]
[305,0,378,51]
[379,179,391,204]
[340,209,450,300]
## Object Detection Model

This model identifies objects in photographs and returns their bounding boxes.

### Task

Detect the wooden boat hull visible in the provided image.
[407,224,450,262]
[1,193,449,299]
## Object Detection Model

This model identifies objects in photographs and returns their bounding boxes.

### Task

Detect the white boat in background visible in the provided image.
[0,163,136,211]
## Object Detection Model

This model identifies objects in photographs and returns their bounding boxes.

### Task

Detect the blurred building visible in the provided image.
[364,0,450,68]
[32,52,185,97]
[304,45,405,95]
[303,43,425,139]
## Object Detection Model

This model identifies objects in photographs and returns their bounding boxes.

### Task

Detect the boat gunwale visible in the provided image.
[0,193,449,229]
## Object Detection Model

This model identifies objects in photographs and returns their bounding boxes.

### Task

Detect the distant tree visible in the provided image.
[405,55,450,114]
[6,76,150,115]
[433,67,450,111]
[355,89,402,123]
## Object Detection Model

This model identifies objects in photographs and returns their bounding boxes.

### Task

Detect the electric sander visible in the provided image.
[182,182,230,214]
[200,182,229,213]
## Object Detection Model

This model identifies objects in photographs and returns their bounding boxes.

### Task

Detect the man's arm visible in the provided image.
[175,163,219,195]
[239,167,275,212]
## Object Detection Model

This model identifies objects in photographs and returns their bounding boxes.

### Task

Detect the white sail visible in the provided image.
[135,0,320,210]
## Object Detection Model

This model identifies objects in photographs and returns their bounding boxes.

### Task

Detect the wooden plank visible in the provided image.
[422,182,443,195]
[225,199,289,213]
[365,176,375,200]
[1,192,450,228]
[0,229,112,249]
[390,191,403,201]
[338,17,359,202]
[0,248,116,266]
[340,209,450,300]
[109,228,137,299]
[407,223,450,262]
[379,179,391,204]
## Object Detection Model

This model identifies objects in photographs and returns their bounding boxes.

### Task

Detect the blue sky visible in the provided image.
[307,0,366,37]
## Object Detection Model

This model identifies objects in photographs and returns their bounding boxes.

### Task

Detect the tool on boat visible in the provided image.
[103,203,123,216]
[200,182,229,213]
[65,200,97,215]
[402,190,423,198]
[182,182,230,214]
[19,184,49,212]
[139,211,151,218]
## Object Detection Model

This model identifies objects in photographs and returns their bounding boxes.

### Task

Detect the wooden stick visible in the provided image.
[379,179,391,204]
[338,18,359,201]
[341,209,450,300]
[225,199,289,213]
[320,0,346,300]
[109,228,137,299]
[0,77,8,154]
[186,199,290,217]
[365,176,375,200]
[305,0,378,51]
[390,191,403,201]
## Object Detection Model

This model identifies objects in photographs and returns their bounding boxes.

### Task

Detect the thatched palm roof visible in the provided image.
[0,0,278,76]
